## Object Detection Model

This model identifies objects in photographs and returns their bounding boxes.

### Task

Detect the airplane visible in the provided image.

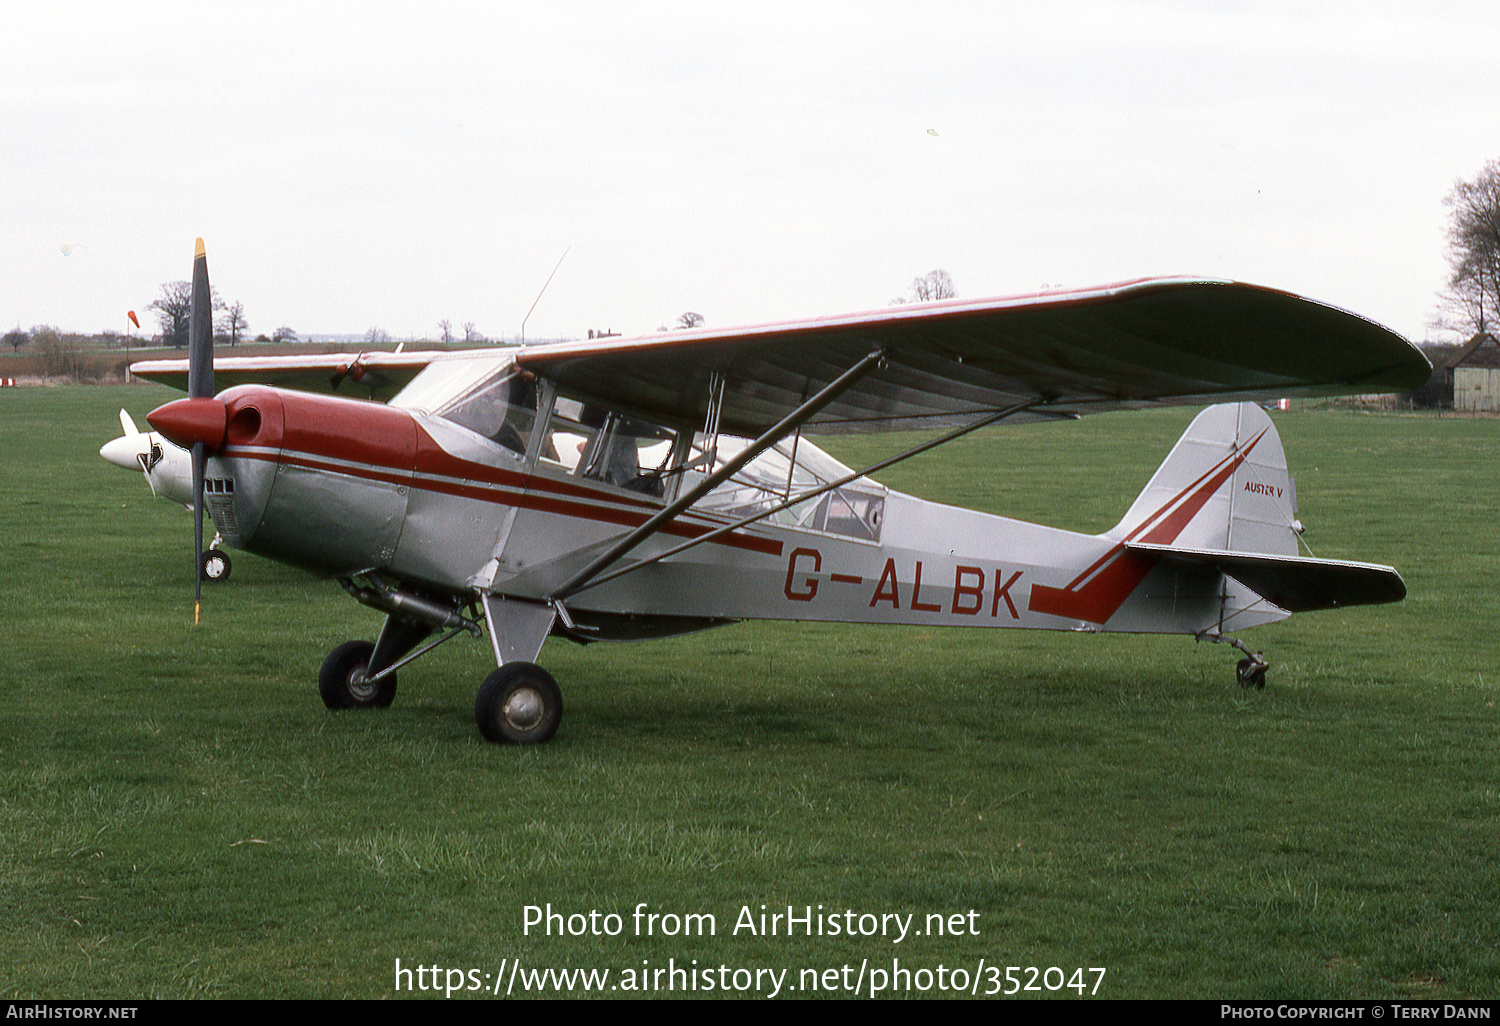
[99,409,235,581]
[134,240,1430,744]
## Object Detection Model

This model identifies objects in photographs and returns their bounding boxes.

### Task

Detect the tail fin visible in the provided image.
[1110,402,1298,557]
[1027,402,1403,629]
[1115,403,1404,615]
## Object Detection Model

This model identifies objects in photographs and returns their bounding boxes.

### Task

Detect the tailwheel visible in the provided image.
[1197,631,1270,690]
[318,640,397,710]
[1236,653,1268,690]
[475,662,562,744]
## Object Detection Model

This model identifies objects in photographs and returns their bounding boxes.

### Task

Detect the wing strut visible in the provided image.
[550,348,887,603]
[564,396,1048,597]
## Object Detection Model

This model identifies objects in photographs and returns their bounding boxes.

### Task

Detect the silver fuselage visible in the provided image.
[200,370,1291,641]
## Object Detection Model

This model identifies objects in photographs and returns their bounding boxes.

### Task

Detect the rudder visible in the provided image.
[1110,403,1299,558]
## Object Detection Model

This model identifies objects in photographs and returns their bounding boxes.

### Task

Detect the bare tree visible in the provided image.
[148,281,193,348]
[463,322,481,342]
[4,327,25,354]
[220,301,248,348]
[910,270,956,302]
[892,270,957,305]
[149,280,223,347]
[676,312,704,329]
[31,326,88,379]
[438,319,453,344]
[1439,161,1500,338]
[364,327,391,345]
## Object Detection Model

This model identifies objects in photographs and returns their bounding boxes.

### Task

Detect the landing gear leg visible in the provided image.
[474,595,562,744]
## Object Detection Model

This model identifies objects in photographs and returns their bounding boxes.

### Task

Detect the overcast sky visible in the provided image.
[5,1,1496,344]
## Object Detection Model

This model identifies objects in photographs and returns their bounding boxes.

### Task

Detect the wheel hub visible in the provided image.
[503,687,544,730]
[347,669,376,703]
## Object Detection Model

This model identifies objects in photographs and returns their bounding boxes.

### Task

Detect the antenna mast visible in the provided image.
[520,246,571,342]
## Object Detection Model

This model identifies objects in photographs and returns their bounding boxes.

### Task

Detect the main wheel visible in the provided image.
[200,548,232,582]
[475,663,562,744]
[319,640,397,710]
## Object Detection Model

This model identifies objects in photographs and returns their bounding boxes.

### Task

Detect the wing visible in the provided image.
[128,350,470,401]
[517,278,1430,435]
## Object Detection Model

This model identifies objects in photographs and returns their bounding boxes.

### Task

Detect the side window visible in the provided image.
[539,397,601,473]
[685,433,886,542]
[580,414,675,496]
[539,396,677,498]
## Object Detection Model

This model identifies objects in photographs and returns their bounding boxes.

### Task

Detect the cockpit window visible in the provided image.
[433,369,540,455]
[403,361,883,539]
[389,354,513,415]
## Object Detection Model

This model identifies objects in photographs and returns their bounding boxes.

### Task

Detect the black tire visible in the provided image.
[319,640,397,710]
[475,663,562,744]
[1236,657,1267,690]
[200,548,232,582]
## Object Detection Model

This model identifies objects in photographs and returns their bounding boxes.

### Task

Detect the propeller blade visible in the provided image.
[187,238,212,624]
[188,238,212,400]
[119,408,140,436]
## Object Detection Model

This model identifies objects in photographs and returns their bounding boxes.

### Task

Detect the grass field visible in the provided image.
[2,384,1497,1000]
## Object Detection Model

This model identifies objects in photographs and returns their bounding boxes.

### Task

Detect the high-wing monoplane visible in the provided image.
[136,240,1430,743]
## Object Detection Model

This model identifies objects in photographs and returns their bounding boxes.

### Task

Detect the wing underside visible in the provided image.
[516,278,1430,435]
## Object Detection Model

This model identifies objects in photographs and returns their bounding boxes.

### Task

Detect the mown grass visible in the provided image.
[2,385,1496,999]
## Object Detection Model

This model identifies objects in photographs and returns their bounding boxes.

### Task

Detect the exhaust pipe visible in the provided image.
[340,577,482,637]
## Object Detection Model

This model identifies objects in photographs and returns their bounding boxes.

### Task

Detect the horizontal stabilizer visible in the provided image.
[1126,542,1406,612]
